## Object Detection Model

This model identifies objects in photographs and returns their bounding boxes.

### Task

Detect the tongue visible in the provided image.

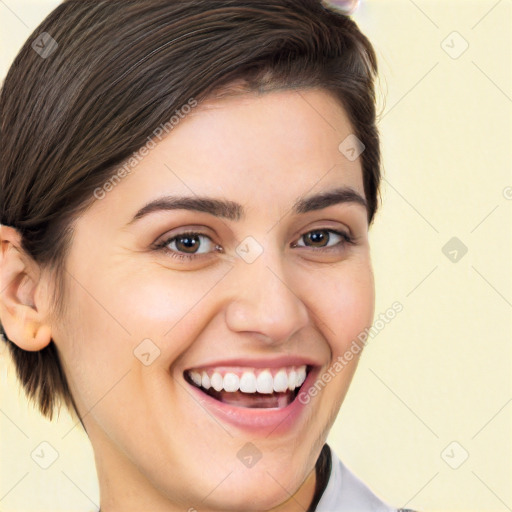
[207,389,295,408]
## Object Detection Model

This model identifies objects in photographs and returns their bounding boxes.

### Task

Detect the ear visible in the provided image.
[0,224,52,351]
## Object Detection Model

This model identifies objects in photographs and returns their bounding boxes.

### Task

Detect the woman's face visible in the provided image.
[50,88,375,511]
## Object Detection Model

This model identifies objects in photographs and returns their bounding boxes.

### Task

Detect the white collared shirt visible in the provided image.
[315,445,398,511]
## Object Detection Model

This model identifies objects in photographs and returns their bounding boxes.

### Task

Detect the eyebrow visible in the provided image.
[126,186,367,225]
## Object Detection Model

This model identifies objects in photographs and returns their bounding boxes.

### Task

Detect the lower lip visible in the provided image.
[184,367,319,435]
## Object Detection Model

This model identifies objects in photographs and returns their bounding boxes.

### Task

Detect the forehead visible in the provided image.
[89,88,364,224]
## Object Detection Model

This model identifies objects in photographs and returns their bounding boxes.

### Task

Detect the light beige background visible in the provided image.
[0,1,511,511]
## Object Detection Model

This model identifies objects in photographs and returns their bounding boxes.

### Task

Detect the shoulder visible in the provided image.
[316,445,419,512]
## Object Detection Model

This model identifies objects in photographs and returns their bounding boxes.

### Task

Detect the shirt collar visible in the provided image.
[315,445,397,511]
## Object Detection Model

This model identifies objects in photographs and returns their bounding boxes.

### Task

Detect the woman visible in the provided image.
[0,1,418,510]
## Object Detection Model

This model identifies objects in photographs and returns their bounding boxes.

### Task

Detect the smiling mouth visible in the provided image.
[183,365,311,409]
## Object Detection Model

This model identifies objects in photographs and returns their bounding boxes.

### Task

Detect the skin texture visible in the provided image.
[0,88,375,512]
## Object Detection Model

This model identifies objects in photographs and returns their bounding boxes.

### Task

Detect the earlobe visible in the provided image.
[26,323,53,352]
[0,315,52,351]
[0,224,53,352]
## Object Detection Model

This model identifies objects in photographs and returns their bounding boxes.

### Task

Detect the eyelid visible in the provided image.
[154,225,217,246]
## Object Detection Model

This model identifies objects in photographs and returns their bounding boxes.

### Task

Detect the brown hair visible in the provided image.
[0,0,381,421]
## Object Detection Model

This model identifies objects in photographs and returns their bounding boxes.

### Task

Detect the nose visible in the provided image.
[224,249,310,345]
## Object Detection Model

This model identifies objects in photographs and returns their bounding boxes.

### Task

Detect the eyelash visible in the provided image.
[153,228,356,262]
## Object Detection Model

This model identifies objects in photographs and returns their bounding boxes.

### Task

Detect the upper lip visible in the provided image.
[184,355,322,371]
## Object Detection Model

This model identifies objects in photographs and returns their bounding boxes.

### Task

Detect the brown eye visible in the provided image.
[174,233,203,254]
[294,229,354,250]
[303,230,331,248]
[155,231,222,261]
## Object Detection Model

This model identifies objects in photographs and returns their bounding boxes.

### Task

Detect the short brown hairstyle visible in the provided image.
[0,0,381,421]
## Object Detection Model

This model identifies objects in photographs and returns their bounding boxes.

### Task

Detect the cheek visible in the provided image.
[51,281,134,414]
[67,261,226,341]
[294,259,374,433]
[303,259,375,357]
[114,265,230,352]
[54,264,229,411]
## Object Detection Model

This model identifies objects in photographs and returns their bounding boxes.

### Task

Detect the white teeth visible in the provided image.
[190,371,202,387]
[239,371,257,393]
[288,370,297,391]
[187,364,309,395]
[201,371,211,390]
[256,370,273,394]
[273,369,289,392]
[223,372,239,392]
[296,366,307,387]
[211,372,223,392]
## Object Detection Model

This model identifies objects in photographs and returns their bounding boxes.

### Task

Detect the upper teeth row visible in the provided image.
[187,365,307,394]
